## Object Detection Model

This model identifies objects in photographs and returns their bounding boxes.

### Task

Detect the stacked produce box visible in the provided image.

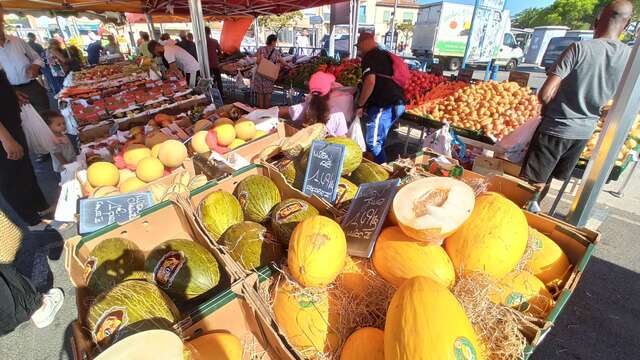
[65,121,598,360]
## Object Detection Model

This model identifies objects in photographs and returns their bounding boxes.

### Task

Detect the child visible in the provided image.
[42,110,77,175]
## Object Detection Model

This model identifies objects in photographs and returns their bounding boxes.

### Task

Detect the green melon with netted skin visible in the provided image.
[85,238,145,296]
[348,161,390,185]
[336,177,358,209]
[88,280,180,350]
[220,221,284,270]
[325,137,363,175]
[200,190,244,240]
[145,239,220,303]
[233,175,281,223]
[270,199,319,245]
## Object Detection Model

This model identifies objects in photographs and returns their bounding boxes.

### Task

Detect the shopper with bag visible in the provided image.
[0,8,49,114]
[205,26,224,99]
[279,71,354,137]
[148,40,201,88]
[45,39,69,95]
[252,34,289,109]
[0,69,48,226]
[355,32,407,163]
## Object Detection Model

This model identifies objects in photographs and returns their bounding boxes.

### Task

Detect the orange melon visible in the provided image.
[186,333,242,360]
[234,120,256,141]
[157,140,187,168]
[136,157,165,182]
[490,271,555,318]
[341,327,384,360]
[123,144,151,168]
[525,228,571,288]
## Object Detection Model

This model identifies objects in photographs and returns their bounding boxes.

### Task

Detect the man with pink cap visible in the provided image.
[281,71,355,137]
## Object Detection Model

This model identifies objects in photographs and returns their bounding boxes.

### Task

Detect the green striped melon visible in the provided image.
[348,162,390,185]
[88,280,179,350]
[234,175,281,223]
[220,221,284,270]
[145,239,220,303]
[200,190,244,240]
[270,199,319,245]
[85,238,145,296]
[325,137,363,175]
[336,177,358,209]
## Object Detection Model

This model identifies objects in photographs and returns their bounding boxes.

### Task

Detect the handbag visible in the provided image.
[256,48,281,81]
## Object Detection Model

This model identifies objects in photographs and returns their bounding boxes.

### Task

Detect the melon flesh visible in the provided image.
[394,177,475,243]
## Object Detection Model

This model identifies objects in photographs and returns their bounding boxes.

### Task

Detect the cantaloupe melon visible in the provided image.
[213,117,234,128]
[372,226,455,288]
[151,143,162,158]
[191,131,210,154]
[87,162,120,187]
[336,256,369,296]
[288,216,347,288]
[214,124,236,146]
[385,277,484,360]
[490,271,554,318]
[136,157,165,182]
[393,177,475,244]
[119,177,147,193]
[157,140,187,168]
[341,327,384,360]
[234,120,256,141]
[525,228,571,288]
[123,144,151,168]
[445,192,528,279]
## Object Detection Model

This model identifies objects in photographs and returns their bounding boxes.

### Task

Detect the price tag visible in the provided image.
[302,140,346,203]
[341,179,400,257]
[78,192,154,235]
[457,68,474,83]
[508,71,530,88]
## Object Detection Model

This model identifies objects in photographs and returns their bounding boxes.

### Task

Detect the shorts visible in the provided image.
[520,131,589,184]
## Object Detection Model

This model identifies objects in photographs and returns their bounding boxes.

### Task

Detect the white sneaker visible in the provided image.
[31,288,64,328]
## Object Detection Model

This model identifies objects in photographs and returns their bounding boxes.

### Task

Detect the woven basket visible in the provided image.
[0,209,23,263]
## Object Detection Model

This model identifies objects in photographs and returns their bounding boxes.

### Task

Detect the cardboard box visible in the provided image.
[226,122,287,163]
[64,198,240,359]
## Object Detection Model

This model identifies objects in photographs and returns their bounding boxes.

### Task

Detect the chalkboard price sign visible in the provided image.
[457,68,474,83]
[508,71,530,88]
[78,192,154,235]
[341,179,400,257]
[302,140,346,203]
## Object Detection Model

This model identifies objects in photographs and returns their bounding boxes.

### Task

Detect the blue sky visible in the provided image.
[417,0,555,15]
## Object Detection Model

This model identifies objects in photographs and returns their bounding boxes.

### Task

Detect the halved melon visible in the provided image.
[393,177,475,244]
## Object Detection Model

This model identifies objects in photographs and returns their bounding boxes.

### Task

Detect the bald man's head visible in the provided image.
[594,0,634,39]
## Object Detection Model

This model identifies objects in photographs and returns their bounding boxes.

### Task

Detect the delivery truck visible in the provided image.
[411,1,524,71]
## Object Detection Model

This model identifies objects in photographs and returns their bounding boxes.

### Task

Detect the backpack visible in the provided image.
[381,51,410,89]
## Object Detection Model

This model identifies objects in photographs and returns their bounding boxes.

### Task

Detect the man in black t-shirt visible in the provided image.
[355,32,405,163]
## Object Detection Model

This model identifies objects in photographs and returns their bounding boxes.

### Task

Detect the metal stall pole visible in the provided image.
[187,0,211,79]
[254,17,260,49]
[351,0,360,58]
[566,41,640,227]
[388,0,399,52]
[145,13,157,40]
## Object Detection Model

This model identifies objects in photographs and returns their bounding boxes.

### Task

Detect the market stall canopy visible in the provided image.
[1,0,347,17]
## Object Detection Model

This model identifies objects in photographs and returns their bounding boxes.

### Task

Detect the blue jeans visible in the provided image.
[364,104,405,163]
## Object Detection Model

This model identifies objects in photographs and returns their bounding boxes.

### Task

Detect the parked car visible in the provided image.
[321,34,350,59]
[541,34,593,71]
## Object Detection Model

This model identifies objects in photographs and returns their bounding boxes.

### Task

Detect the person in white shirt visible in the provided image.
[296,30,311,56]
[147,40,200,88]
[0,7,49,113]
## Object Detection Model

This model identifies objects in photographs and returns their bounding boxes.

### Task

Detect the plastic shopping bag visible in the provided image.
[423,122,454,157]
[496,116,542,164]
[20,104,56,154]
[348,116,367,152]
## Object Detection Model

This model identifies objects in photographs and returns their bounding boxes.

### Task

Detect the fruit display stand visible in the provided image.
[64,195,239,359]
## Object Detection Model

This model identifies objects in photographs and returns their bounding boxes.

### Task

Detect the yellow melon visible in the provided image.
[288,216,347,288]
[214,124,236,146]
[186,333,242,360]
[87,162,120,187]
[394,177,475,244]
[228,138,246,149]
[372,226,455,288]
[191,131,210,154]
[119,176,147,193]
[123,144,151,168]
[91,186,120,198]
[336,256,369,296]
[341,327,384,360]
[490,271,555,318]
[118,169,136,184]
[525,228,571,288]
[157,139,187,168]
[253,130,267,139]
[213,117,234,128]
[151,143,162,158]
[272,282,340,354]
[385,276,485,360]
[193,119,213,133]
[234,120,256,141]
[136,157,165,182]
[445,192,528,279]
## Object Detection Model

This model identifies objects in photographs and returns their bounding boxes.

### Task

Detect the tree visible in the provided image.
[396,22,415,45]
[258,11,304,36]
[513,7,545,28]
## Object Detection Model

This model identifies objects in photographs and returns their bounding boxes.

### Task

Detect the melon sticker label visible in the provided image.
[275,201,306,222]
[153,251,186,289]
[336,183,348,202]
[533,236,543,251]
[83,256,97,284]
[93,306,128,349]
[506,292,530,312]
[454,336,478,360]
[237,191,248,209]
